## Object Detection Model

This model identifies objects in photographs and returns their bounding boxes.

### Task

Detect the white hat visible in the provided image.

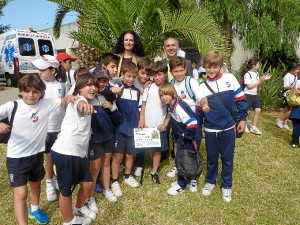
[33,55,60,70]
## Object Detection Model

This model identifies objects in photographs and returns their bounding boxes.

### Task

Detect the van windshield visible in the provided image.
[38,39,54,56]
[18,38,36,56]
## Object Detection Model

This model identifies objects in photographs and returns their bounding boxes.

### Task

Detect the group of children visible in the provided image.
[0,49,264,225]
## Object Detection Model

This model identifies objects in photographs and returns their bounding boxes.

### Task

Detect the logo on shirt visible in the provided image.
[180,90,187,99]
[58,88,65,97]
[31,112,39,122]
[226,81,231,88]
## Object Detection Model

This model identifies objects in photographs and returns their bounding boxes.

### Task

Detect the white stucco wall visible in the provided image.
[230,36,253,73]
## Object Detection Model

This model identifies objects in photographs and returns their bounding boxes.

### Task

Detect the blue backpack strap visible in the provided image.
[185,76,196,102]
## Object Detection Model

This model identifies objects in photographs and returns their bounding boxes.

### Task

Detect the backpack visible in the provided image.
[177,143,203,180]
[171,76,196,102]
[239,72,252,90]
[0,101,18,144]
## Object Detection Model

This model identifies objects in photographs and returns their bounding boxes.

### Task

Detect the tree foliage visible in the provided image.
[0,0,10,34]
[201,0,300,60]
[49,0,228,58]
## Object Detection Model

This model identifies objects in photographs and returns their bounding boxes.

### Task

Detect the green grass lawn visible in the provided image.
[0,112,299,225]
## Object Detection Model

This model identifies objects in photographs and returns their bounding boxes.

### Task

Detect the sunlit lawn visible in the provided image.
[0,112,299,224]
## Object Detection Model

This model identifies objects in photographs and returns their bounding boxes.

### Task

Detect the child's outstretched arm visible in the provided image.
[60,95,80,105]
[77,100,96,114]
[257,73,272,91]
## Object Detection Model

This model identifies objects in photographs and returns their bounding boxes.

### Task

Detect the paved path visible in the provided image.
[0,88,19,105]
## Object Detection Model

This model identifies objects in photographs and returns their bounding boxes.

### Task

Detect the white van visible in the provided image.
[0,29,56,86]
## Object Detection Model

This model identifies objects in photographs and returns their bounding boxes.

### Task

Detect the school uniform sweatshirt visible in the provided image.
[197,72,248,131]
[168,98,198,141]
[89,95,122,143]
[116,82,140,136]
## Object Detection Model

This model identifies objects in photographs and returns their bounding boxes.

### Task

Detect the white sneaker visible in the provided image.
[222,188,232,203]
[124,175,140,188]
[202,182,215,196]
[171,180,178,187]
[167,166,178,178]
[250,126,262,135]
[74,205,96,220]
[111,181,122,197]
[85,197,98,214]
[46,185,57,202]
[283,124,292,131]
[244,126,250,133]
[103,189,117,202]
[71,216,92,225]
[134,167,143,177]
[189,179,197,192]
[167,183,184,196]
[276,118,283,128]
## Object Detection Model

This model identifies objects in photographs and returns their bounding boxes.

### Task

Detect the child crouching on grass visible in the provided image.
[159,82,200,196]
[0,74,78,225]
[51,73,99,225]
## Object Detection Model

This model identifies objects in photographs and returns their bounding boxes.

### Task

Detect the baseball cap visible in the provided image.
[32,55,60,70]
[91,66,109,79]
[56,52,77,62]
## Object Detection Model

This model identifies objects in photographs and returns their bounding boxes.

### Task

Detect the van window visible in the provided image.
[38,39,54,56]
[18,38,36,56]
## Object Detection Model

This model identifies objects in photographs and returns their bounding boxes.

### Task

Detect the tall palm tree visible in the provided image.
[50,0,228,66]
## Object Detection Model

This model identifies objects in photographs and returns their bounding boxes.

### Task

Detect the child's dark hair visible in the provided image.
[74,67,89,81]
[137,57,152,73]
[152,61,168,74]
[101,53,120,66]
[121,61,138,74]
[242,58,260,75]
[113,30,145,57]
[159,82,178,100]
[18,74,46,99]
[55,65,67,83]
[282,62,300,76]
[191,60,197,64]
[73,73,99,95]
[169,56,186,71]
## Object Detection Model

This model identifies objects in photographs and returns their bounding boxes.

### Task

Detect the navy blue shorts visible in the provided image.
[115,131,135,154]
[6,152,45,188]
[45,132,59,153]
[88,139,115,161]
[50,150,93,197]
[136,130,169,153]
[245,94,261,110]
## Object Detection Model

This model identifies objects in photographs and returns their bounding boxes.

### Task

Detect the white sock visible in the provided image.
[46,179,53,188]
[63,216,75,225]
[30,204,39,212]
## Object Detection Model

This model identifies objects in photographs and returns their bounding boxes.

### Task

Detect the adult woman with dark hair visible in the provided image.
[113,30,145,77]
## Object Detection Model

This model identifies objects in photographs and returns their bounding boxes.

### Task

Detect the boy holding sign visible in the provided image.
[138,61,171,184]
